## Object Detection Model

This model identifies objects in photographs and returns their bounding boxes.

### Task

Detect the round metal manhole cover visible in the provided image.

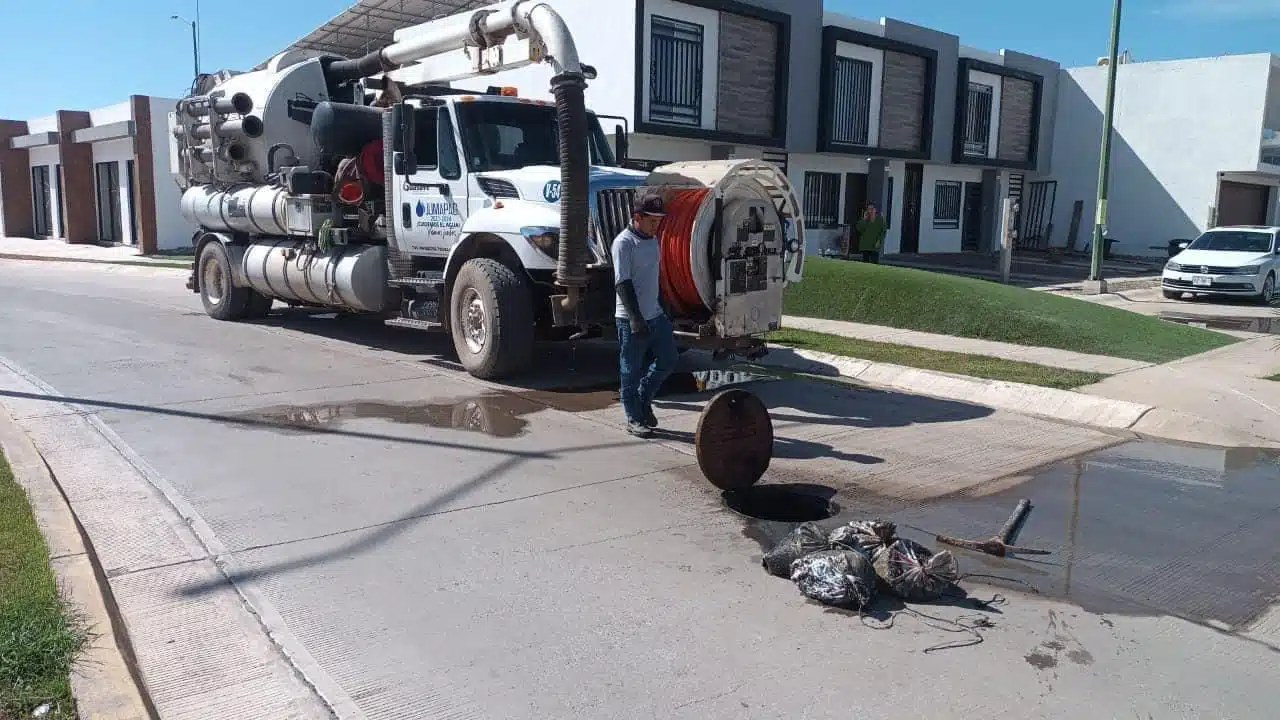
[694,388,774,491]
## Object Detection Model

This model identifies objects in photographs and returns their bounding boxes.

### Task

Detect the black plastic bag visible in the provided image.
[828,520,897,559]
[872,538,960,601]
[790,549,878,609]
[761,523,829,578]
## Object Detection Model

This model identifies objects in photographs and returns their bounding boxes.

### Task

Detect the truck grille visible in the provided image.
[477,177,520,199]
[591,188,636,262]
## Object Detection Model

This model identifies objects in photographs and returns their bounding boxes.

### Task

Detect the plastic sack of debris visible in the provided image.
[873,538,960,602]
[828,519,898,559]
[761,522,829,578]
[790,549,878,609]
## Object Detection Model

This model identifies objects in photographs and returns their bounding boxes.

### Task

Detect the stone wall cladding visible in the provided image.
[716,11,778,138]
[998,76,1036,162]
[878,51,928,152]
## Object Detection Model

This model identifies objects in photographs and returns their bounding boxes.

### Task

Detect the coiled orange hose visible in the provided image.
[658,188,711,318]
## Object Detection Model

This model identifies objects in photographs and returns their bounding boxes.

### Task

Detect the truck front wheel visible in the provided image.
[449,258,535,380]
[198,242,251,321]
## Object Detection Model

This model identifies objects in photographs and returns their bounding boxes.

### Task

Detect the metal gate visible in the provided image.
[1018,180,1057,250]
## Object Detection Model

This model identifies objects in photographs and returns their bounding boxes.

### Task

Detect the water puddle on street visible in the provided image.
[230,368,781,438]
[736,441,1280,630]
[1158,313,1280,334]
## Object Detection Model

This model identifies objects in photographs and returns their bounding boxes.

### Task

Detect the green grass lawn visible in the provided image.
[0,454,87,720]
[769,328,1107,389]
[785,258,1236,363]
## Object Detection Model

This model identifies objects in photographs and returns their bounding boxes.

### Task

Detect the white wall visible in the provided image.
[438,0,639,125]
[91,137,136,245]
[919,163,984,253]
[150,96,199,250]
[89,101,132,125]
[628,133,714,163]
[1050,54,1273,256]
[27,114,57,133]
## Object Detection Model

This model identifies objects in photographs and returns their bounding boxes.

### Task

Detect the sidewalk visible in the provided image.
[0,236,190,266]
[782,315,1153,375]
[1081,336,1280,445]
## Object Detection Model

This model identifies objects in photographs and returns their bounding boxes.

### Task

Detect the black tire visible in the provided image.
[1258,272,1276,305]
[197,242,251,320]
[449,258,535,380]
[1162,289,1182,300]
[245,291,274,319]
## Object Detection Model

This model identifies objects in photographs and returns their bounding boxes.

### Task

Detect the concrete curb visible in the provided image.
[759,345,1280,448]
[0,407,155,719]
[0,252,190,269]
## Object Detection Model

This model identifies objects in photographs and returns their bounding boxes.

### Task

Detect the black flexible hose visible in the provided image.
[327,51,393,83]
[552,72,590,289]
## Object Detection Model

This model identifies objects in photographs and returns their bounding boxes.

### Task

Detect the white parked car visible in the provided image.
[1162,226,1280,304]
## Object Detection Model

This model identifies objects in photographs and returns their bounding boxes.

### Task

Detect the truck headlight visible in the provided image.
[520,226,559,259]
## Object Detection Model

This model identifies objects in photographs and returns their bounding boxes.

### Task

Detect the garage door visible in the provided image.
[1217,181,1270,226]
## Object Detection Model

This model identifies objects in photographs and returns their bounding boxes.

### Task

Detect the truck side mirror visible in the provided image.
[614,125,628,165]
[390,102,418,176]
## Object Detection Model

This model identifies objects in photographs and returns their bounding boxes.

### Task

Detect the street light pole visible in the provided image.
[1090,0,1123,282]
[172,0,201,82]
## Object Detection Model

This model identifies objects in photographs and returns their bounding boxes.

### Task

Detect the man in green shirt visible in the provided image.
[855,203,888,264]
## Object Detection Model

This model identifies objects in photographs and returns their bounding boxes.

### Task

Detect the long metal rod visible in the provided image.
[1089,0,1123,281]
[195,0,201,76]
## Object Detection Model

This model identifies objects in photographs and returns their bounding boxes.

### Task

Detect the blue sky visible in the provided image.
[2,0,1279,120]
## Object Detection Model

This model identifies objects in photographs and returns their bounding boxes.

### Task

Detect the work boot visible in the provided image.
[627,421,653,439]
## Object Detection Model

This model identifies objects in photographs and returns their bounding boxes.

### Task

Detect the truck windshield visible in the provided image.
[1187,231,1275,253]
[454,101,616,172]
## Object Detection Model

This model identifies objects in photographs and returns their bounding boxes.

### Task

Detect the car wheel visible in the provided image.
[1260,272,1276,305]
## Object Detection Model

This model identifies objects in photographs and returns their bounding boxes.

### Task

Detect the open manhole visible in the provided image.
[722,484,841,523]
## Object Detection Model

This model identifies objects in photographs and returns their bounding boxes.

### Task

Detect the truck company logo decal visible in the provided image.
[542,180,561,204]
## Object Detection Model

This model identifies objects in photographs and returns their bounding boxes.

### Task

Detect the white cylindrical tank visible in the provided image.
[242,240,390,312]
[181,185,290,236]
[642,159,805,307]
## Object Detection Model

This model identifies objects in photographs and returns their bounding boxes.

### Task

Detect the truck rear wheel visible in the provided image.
[449,258,535,380]
[198,242,251,321]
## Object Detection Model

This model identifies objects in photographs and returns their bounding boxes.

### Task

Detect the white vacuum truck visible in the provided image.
[170,0,806,380]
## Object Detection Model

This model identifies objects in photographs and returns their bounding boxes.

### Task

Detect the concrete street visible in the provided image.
[0,259,1276,719]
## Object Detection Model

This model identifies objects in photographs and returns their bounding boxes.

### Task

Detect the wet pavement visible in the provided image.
[735,440,1280,634]
[1158,312,1280,335]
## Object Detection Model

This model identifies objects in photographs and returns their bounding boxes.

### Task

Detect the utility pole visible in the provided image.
[172,0,202,81]
[1090,0,1123,282]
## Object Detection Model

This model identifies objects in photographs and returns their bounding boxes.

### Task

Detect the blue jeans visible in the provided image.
[617,314,678,424]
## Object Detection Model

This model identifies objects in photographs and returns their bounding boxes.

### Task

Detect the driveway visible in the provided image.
[1052,286,1279,336]
[0,260,1276,719]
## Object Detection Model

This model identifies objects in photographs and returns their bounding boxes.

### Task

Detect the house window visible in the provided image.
[803,172,841,228]
[649,15,704,127]
[933,180,962,229]
[963,83,994,157]
[832,56,874,146]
